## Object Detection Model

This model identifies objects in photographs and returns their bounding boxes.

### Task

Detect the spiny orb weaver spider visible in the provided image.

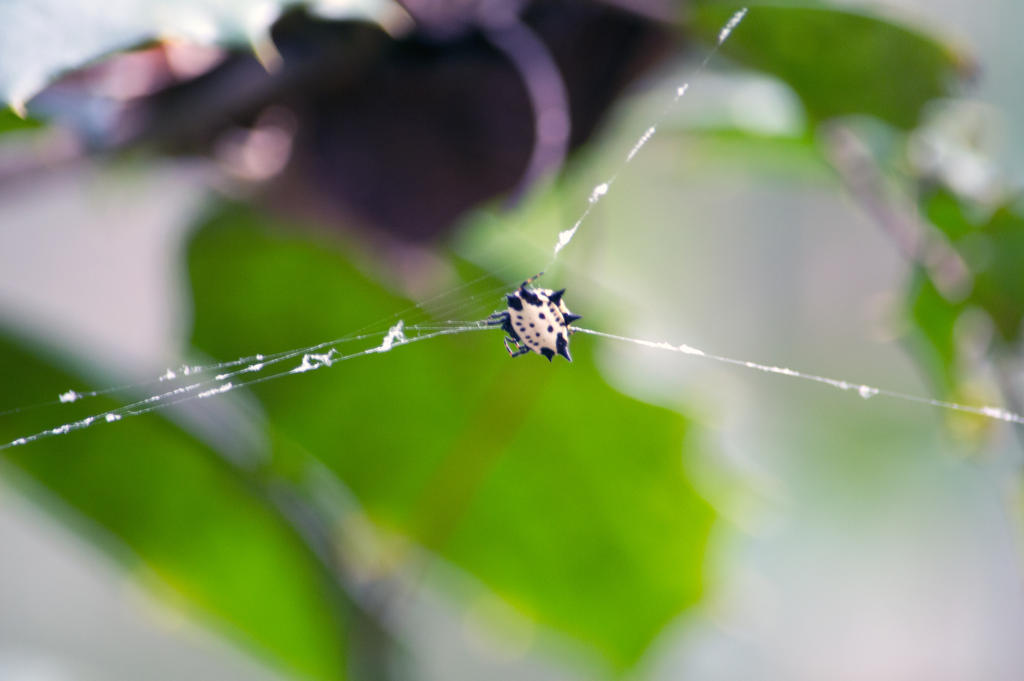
[488,275,581,362]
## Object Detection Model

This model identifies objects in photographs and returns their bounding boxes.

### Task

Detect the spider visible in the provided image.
[488,275,580,362]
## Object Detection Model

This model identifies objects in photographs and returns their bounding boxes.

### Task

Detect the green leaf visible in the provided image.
[922,187,975,241]
[905,267,964,394]
[673,126,832,184]
[0,334,350,681]
[188,202,716,671]
[906,190,1024,396]
[691,1,969,129]
[920,189,1024,344]
[968,205,1024,343]
[0,107,43,133]
[0,0,391,109]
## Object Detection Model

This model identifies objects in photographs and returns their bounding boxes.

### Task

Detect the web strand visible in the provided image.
[0,273,516,419]
[573,327,1024,426]
[0,321,492,451]
[545,7,749,268]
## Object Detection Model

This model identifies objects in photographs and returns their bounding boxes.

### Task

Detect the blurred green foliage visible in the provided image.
[3,1,1021,679]
[692,1,968,128]
[909,189,1024,395]
[189,203,714,669]
[0,107,41,132]
[0,335,350,680]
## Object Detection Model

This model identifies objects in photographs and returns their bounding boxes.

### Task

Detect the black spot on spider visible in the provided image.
[539,313,546,319]
[529,323,534,327]
[507,294,523,311]
[547,325,553,332]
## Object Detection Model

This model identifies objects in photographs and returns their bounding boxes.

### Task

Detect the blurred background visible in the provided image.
[2,0,1024,679]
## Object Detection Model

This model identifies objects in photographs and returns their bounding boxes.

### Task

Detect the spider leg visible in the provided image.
[520,271,544,288]
[503,337,531,358]
[488,311,519,338]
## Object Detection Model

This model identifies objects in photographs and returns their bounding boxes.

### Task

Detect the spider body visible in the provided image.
[489,280,581,361]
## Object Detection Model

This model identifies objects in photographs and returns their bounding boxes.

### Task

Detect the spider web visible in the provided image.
[2,5,1022,454]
